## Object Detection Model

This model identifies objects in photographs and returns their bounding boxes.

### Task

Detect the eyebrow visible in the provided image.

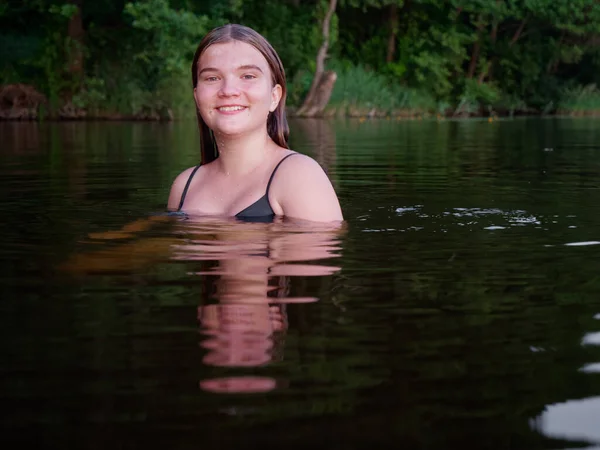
[198,64,264,76]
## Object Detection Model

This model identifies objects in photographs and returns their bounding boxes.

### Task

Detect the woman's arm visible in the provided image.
[167,166,198,211]
[271,154,343,222]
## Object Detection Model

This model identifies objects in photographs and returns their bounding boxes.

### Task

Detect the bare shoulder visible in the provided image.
[167,165,202,211]
[271,152,343,222]
[278,152,325,173]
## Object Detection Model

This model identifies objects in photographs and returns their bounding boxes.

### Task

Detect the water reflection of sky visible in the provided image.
[534,327,600,446]
[534,396,600,446]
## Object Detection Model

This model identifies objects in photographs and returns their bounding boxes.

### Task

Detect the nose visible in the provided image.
[218,76,241,98]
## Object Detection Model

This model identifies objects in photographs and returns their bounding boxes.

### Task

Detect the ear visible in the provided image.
[270,84,283,112]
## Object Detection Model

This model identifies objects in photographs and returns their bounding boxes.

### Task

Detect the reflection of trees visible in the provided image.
[289,118,337,179]
[325,222,600,448]
[6,119,600,449]
[0,122,42,156]
[194,248,600,448]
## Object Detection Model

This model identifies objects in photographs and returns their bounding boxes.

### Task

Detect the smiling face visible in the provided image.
[194,40,282,137]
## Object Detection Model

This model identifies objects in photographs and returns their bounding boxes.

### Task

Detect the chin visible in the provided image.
[213,125,249,137]
[212,119,265,137]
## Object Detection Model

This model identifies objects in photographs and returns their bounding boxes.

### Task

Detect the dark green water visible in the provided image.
[1,118,600,449]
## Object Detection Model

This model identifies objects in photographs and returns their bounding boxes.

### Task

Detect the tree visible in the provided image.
[66,0,84,89]
[296,0,338,117]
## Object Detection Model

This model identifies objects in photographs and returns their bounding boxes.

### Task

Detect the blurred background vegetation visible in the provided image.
[2,0,600,119]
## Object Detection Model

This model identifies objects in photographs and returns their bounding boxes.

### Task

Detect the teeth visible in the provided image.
[218,106,245,112]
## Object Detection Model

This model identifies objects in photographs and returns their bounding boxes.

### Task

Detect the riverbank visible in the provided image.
[3,83,600,122]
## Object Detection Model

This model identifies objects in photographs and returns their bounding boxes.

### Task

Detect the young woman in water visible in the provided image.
[167,24,343,223]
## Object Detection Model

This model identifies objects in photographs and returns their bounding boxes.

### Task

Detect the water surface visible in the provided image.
[1,118,600,449]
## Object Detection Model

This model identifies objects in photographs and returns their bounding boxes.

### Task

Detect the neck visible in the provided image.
[212,128,273,175]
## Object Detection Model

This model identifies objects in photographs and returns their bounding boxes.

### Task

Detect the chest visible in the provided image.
[182,169,272,216]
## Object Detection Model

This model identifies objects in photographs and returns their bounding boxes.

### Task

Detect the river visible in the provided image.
[1,117,600,449]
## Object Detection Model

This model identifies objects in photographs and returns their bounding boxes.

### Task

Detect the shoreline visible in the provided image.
[3,114,600,123]
[3,83,600,122]
[3,107,600,122]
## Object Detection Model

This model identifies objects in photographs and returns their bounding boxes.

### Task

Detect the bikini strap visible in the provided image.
[177,164,201,211]
[265,153,297,196]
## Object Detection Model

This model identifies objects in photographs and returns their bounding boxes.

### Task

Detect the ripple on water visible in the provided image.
[387,205,599,245]
[579,363,600,373]
[393,205,543,230]
[565,241,600,247]
[532,396,600,447]
[581,332,600,346]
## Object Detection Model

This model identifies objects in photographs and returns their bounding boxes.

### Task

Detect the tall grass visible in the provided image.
[326,62,435,115]
[72,70,196,119]
[558,84,600,115]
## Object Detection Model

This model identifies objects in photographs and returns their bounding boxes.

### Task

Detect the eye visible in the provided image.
[204,76,219,82]
[242,74,257,80]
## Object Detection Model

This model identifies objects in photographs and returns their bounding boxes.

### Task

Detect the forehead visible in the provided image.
[198,41,270,71]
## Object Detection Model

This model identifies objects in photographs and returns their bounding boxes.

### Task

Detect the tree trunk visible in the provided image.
[67,0,84,80]
[467,41,481,79]
[386,4,398,63]
[478,17,499,84]
[296,0,338,117]
[478,14,526,85]
[510,16,528,46]
[63,0,85,104]
[547,31,565,73]
[467,17,484,79]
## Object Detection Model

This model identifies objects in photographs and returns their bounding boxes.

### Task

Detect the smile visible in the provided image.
[217,106,247,112]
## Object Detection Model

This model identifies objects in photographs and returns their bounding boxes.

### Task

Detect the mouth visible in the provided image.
[216,105,247,113]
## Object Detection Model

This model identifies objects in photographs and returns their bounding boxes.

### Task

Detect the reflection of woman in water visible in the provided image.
[177,220,342,394]
[198,274,288,367]
[63,216,343,394]
[167,24,343,223]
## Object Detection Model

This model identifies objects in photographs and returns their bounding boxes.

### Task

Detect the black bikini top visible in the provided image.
[177,153,297,221]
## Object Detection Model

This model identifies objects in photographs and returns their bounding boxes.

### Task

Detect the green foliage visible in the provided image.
[72,77,106,112]
[410,26,471,98]
[288,69,315,107]
[384,61,407,78]
[455,79,501,114]
[124,0,209,85]
[32,6,83,107]
[69,0,209,115]
[231,0,320,80]
[0,33,42,80]
[558,84,600,113]
[340,0,405,10]
[328,61,434,112]
[48,3,78,18]
[5,0,600,117]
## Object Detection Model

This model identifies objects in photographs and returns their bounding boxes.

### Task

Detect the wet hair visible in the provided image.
[191,24,289,164]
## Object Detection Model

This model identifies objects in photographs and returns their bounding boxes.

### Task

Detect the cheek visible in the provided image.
[246,83,274,105]
[195,88,211,108]
[195,84,222,107]
[195,91,216,123]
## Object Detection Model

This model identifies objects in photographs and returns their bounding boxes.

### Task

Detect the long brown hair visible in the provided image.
[191,24,289,164]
